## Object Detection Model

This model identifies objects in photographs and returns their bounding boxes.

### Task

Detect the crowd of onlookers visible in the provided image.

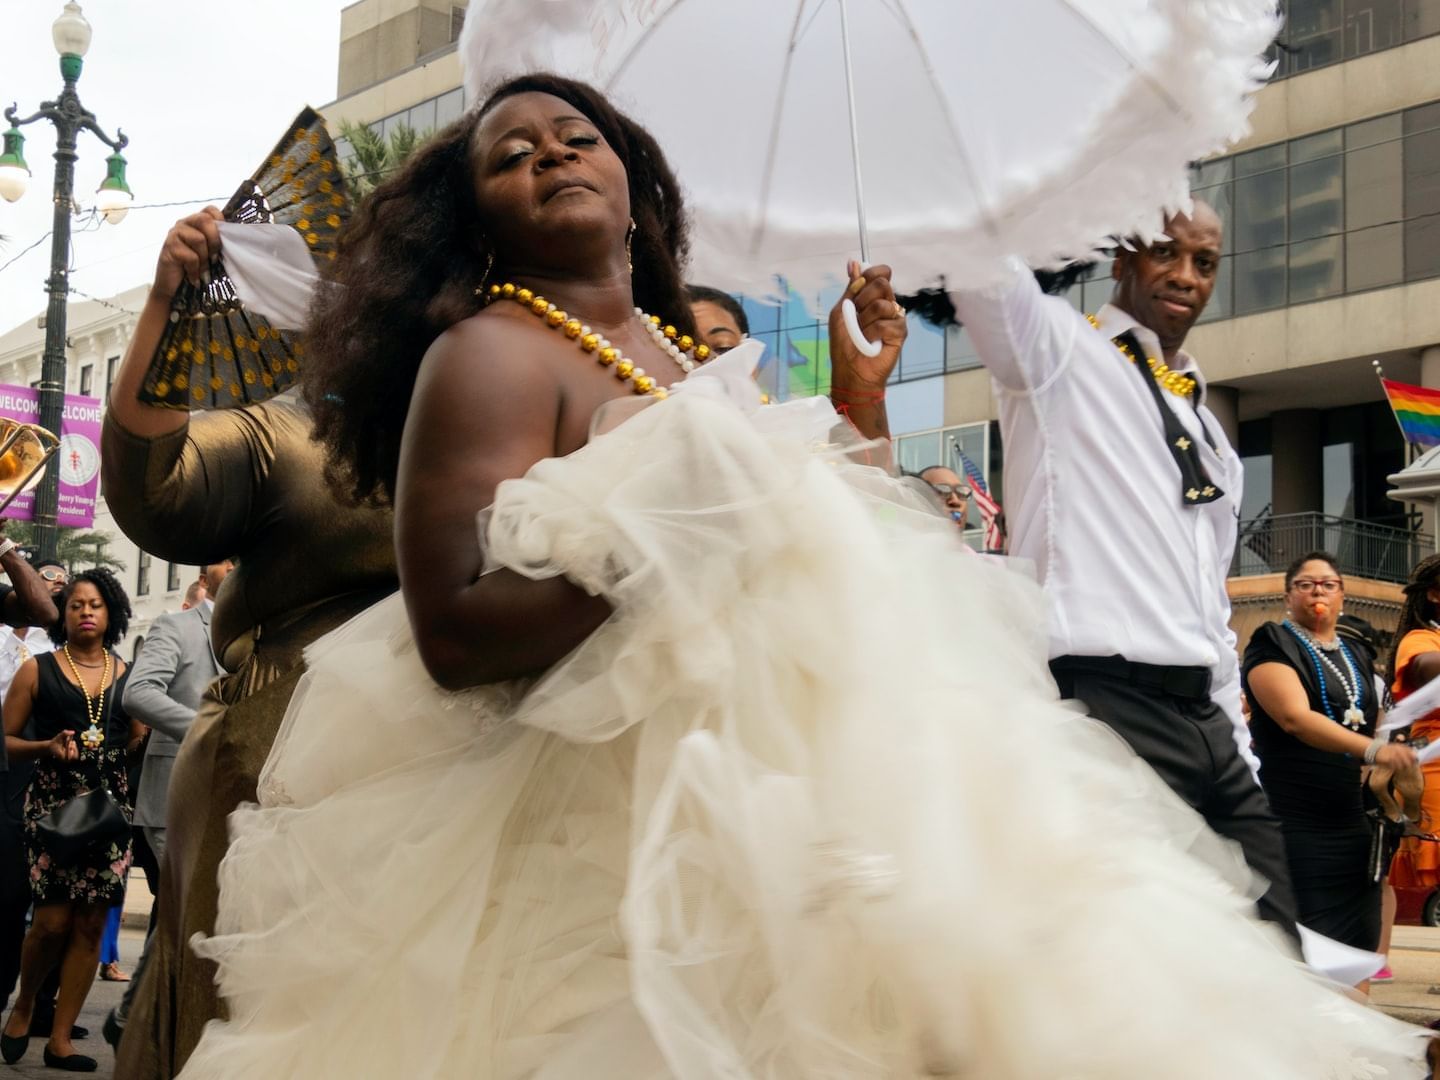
[0,547,230,1072]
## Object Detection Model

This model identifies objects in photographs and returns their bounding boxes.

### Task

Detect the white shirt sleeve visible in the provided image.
[1212,639,1261,783]
[948,259,1080,393]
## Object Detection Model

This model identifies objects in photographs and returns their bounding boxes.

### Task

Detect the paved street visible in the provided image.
[1372,926,1440,1028]
[2,924,142,1079]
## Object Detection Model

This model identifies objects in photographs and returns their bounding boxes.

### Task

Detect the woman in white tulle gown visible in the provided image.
[177,74,1428,1078]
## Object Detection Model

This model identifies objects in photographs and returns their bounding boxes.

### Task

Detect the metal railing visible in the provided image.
[1232,512,1434,584]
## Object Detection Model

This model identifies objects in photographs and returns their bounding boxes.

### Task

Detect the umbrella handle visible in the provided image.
[840,298,884,358]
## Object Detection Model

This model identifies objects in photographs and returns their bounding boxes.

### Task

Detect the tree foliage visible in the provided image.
[339,119,428,201]
[5,521,127,573]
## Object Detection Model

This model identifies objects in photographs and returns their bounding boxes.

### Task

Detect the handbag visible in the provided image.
[34,666,130,865]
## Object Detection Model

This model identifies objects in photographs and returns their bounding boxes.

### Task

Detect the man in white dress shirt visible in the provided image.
[952,200,1299,941]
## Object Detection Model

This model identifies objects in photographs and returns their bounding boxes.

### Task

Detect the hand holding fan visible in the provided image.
[141,107,351,410]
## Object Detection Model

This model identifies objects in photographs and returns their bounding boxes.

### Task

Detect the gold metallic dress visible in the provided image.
[100,395,396,1079]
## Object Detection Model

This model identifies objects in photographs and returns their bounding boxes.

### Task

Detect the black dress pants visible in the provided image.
[1051,662,1301,945]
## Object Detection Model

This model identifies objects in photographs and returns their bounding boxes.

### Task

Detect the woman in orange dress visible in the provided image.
[1389,553,1440,889]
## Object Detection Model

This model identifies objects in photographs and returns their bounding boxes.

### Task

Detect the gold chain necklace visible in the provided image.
[61,645,112,751]
[482,282,709,398]
[1086,313,1196,399]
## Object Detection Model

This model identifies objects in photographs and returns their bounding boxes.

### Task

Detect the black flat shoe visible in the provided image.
[1,1031,28,1064]
[42,1046,98,1072]
[28,1015,88,1039]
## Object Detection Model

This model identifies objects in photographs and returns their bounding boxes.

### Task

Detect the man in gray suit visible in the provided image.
[105,561,229,1045]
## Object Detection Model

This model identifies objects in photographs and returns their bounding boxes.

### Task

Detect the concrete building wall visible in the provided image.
[334,0,466,103]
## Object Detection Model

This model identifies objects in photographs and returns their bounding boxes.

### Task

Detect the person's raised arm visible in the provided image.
[949,260,1077,393]
[0,523,57,628]
[394,318,613,691]
[102,209,268,562]
[828,261,907,444]
[107,207,222,441]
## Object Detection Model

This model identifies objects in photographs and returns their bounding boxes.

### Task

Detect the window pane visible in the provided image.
[897,316,944,381]
[945,325,981,372]
[1234,247,1288,313]
[1193,181,1235,250]
[1292,129,1343,163]
[1289,156,1343,241]
[1406,216,1440,280]
[1197,254,1234,323]
[1346,223,1404,289]
[1346,142,1402,230]
[1404,116,1440,226]
[1323,441,1355,516]
[1345,0,1404,57]
[435,87,464,129]
[1192,158,1234,188]
[408,96,437,135]
[1235,170,1287,251]
[1405,0,1440,40]
[896,433,942,475]
[1289,235,1345,301]
[1288,0,1344,69]
[1348,113,1401,151]
[1236,144,1286,178]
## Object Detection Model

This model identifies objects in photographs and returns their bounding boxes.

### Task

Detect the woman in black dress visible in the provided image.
[0,569,140,1071]
[1243,552,1416,967]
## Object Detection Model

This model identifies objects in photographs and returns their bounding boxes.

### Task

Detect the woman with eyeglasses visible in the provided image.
[1243,552,1417,966]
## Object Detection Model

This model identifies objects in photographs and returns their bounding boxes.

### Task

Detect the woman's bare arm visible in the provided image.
[395,318,612,691]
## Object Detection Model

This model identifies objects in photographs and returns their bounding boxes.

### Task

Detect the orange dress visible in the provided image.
[1389,627,1440,888]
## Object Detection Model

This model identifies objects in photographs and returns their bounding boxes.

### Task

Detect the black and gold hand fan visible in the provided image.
[141,107,352,410]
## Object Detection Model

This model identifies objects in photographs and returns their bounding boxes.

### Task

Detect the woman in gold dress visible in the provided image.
[100,205,397,1078]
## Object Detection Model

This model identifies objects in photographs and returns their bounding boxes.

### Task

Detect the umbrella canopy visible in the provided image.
[460,0,1278,300]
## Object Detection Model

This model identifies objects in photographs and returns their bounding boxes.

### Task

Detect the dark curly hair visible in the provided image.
[304,72,694,505]
[48,567,132,650]
[1391,553,1440,682]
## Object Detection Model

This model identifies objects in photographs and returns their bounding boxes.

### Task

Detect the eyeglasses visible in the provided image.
[38,568,67,583]
[1291,578,1343,594]
[928,483,972,499]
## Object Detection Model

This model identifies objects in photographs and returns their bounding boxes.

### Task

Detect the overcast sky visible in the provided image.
[0,0,342,335]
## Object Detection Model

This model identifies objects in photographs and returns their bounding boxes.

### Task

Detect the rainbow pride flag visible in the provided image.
[1382,378,1440,447]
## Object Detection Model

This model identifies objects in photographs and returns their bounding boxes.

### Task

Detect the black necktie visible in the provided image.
[1112,330,1224,508]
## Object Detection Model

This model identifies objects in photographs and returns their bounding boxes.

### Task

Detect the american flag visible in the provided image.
[950,441,1005,553]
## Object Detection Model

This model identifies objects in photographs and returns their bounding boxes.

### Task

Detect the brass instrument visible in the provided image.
[0,419,60,516]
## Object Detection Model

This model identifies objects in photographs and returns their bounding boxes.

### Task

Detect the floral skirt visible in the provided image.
[23,750,133,907]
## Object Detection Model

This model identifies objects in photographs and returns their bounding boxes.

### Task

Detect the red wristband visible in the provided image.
[831,387,887,406]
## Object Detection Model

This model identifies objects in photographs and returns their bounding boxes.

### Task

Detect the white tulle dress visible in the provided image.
[179,349,1426,1078]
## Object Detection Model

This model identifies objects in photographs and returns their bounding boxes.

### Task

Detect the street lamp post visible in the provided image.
[0,1,131,560]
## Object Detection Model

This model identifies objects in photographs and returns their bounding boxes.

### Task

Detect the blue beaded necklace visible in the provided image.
[1282,620,1366,730]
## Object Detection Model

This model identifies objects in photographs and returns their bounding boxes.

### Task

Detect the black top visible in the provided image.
[1242,621,1377,825]
[33,651,132,747]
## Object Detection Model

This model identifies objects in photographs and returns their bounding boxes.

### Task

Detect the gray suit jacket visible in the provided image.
[123,605,222,830]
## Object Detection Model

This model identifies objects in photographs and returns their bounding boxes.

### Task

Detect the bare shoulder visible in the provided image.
[415,308,567,407]
[401,309,569,494]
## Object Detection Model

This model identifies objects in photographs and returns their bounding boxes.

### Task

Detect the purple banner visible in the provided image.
[0,384,102,528]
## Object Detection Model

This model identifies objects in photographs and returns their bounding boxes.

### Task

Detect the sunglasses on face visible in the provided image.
[928,484,971,499]
[39,569,68,583]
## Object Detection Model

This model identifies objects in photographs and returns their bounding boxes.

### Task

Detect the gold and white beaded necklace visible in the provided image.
[482,282,710,398]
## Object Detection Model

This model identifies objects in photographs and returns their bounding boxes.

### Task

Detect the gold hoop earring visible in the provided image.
[625,219,636,275]
[474,249,495,297]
